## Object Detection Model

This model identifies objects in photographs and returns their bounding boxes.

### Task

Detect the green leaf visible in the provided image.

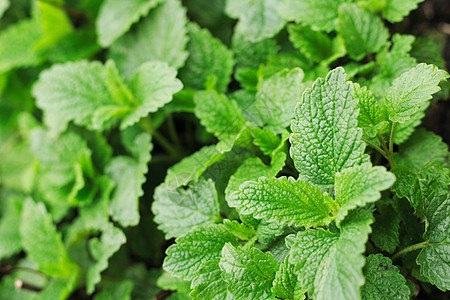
[33,60,182,135]
[394,128,449,171]
[109,0,188,78]
[0,0,9,19]
[222,219,256,240]
[194,90,247,152]
[361,254,410,300]
[225,0,285,42]
[385,63,449,123]
[20,199,80,280]
[152,179,220,239]
[334,162,395,224]
[337,3,389,61]
[220,244,279,299]
[417,192,450,291]
[382,0,425,23]
[96,0,162,47]
[371,203,401,254]
[87,223,127,294]
[179,23,234,93]
[354,83,387,138]
[94,281,134,300]
[290,67,369,187]
[278,0,349,32]
[228,176,337,228]
[0,195,24,259]
[106,129,152,227]
[251,127,286,156]
[253,68,306,133]
[272,255,304,300]
[163,224,238,280]
[0,19,43,73]
[393,104,427,145]
[289,210,373,300]
[190,258,233,300]
[232,33,279,70]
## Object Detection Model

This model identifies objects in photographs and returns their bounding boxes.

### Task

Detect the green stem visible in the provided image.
[167,114,182,150]
[389,122,397,154]
[139,117,180,158]
[362,138,389,160]
[391,241,430,261]
[377,134,395,167]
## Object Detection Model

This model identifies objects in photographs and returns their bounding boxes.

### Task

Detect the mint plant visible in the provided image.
[0,0,449,299]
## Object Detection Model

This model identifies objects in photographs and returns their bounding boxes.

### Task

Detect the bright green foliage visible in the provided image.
[417,192,450,291]
[382,0,425,23]
[229,176,337,227]
[354,83,387,138]
[371,203,401,254]
[94,280,134,300]
[290,67,369,186]
[164,224,239,280]
[33,60,182,135]
[289,211,373,300]
[394,128,449,171]
[251,127,288,156]
[278,0,349,32]
[194,90,247,152]
[385,63,449,123]
[253,68,305,133]
[109,0,188,78]
[222,219,256,240]
[337,4,389,61]
[179,23,234,93]
[152,179,220,239]
[361,254,410,299]
[225,0,285,42]
[0,195,23,259]
[272,256,304,300]
[220,243,279,299]
[96,0,162,47]
[334,163,395,224]
[232,34,279,70]
[106,129,152,227]
[190,258,233,300]
[20,199,80,282]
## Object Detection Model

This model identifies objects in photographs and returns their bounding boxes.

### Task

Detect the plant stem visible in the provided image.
[389,122,397,154]
[391,241,430,261]
[139,117,180,158]
[167,113,182,150]
[362,138,389,160]
[376,133,395,167]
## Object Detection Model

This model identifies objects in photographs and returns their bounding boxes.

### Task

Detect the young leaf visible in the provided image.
[0,195,24,260]
[334,162,395,224]
[354,83,387,138]
[278,0,349,32]
[225,0,285,42]
[289,210,374,300]
[232,33,279,70]
[272,255,304,300]
[290,67,369,187]
[382,0,425,23]
[163,224,238,280]
[228,176,337,228]
[179,23,234,93]
[96,0,162,47]
[361,254,410,300]
[109,0,188,78]
[337,3,389,61]
[152,179,220,239]
[190,258,233,300]
[194,90,247,152]
[220,244,279,299]
[385,63,449,123]
[416,192,450,291]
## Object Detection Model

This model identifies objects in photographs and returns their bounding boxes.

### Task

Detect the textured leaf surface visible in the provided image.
[253,68,305,133]
[153,179,220,239]
[371,204,401,254]
[334,163,395,224]
[0,195,24,260]
[228,177,337,228]
[382,0,425,23]
[220,244,279,299]
[164,224,238,280]
[179,23,234,93]
[190,258,233,300]
[417,192,450,291]
[290,67,368,186]
[96,0,161,47]
[20,199,80,279]
[272,255,304,300]
[289,211,373,300]
[225,0,285,42]
[385,63,449,123]
[194,90,247,152]
[354,83,386,138]
[337,4,389,61]
[109,0,188,78]
[278,0,349,32]
[361,254,410,300]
